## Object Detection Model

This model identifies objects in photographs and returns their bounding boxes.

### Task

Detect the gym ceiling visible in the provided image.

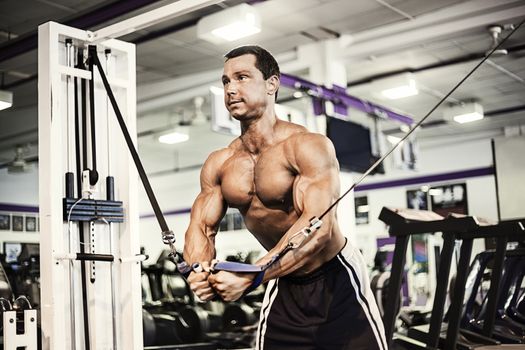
[0,0,524,174]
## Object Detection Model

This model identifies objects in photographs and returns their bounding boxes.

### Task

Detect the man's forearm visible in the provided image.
[183,225,217,265]
[255,215,332,282]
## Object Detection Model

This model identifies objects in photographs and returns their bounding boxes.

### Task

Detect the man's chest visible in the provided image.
[220,147,296,209]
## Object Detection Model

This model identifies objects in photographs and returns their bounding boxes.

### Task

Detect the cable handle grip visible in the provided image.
[287,217,323,249]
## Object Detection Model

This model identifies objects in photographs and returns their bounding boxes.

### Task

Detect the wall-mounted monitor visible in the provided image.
[326,117,384,174]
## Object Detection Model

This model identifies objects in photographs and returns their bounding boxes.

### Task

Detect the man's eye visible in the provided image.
[239,75,247,80]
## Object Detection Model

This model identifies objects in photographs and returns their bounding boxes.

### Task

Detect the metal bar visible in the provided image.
[388,218,478,236]
[280,73,413,124]
[482,236,508,337]
[384,234,409,345]
[91,0,225,42]
[445,239,474,349]
[120,254,148,263]
[55,253,114,262]
[67,216,124,223]
[0,0,162,63]
[64,198,123,206]
[427,233,456,348]
[457,223,525,239]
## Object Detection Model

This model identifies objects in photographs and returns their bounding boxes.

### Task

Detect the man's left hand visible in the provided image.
[208,271,255,301]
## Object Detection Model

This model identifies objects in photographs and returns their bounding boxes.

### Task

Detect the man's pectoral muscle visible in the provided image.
[255,134,344,282]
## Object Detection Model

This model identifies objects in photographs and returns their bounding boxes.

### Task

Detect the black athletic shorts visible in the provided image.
[255,239,387,350]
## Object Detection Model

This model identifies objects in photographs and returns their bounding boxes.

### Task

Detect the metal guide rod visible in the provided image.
[75,47,91,350]
[103,47,119,350]
[65,39,72,173]
[64,38,76,350]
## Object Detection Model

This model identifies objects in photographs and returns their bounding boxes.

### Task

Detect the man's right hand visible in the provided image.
[187,261,216,301]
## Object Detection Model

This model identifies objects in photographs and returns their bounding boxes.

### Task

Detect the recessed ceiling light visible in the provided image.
[453,112,484,124]
[444,102,484,124]
[158,131,189,144]
[381,79,418,100]
[198,4,261,44]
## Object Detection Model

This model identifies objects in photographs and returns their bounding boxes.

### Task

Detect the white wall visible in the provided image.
[0,167,40,250]
[0,166,39,205]
[0,217,40,253]
[0,132,505,268]
[352,134,499,265]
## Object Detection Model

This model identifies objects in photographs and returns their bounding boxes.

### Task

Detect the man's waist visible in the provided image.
[282,238,348,284]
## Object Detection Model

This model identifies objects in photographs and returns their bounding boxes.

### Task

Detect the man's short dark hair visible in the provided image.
[225,45,280,80]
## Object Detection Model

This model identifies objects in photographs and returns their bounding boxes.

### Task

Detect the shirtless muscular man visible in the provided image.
[183,45,386,350]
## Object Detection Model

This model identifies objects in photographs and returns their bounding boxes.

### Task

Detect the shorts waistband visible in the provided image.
[282,238,348,285]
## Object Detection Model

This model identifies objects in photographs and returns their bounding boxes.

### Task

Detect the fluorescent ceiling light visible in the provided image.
[381,79,418,100]
[0,90,13,111]
[453,112,484,124]
[211,21,260,42]
[158,131,189,144]
[443,102,484,124]
[198,4,261,44]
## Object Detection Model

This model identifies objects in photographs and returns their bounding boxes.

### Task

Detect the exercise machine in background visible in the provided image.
[378,207,525,349]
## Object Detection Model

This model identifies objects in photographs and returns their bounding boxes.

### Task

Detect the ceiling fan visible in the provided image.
[0,146,37,174]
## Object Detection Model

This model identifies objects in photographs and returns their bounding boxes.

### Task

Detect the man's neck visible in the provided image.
[240,110,277,154]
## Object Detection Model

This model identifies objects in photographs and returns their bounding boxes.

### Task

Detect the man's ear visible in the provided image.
[266,75,280,96]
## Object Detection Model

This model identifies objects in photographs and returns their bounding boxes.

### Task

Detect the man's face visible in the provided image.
[222,54,271,120]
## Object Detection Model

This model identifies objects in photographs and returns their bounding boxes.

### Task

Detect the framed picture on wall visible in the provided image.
[430,183,468,217]
[25,216,37,232]
[406,189,429,210]
[0,214,10,230]
[12,215,24,232]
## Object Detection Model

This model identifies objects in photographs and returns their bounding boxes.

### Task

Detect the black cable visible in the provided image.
[319,17,525,221]
[74,51,83,202]
[88,45,170,234]
[88,46,99,186]
[80,50,88,173]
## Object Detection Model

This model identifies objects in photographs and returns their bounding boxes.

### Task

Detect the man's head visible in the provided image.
[222,45,280,120]
[225,45,280,83]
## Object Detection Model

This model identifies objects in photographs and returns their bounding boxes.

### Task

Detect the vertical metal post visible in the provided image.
[384,233,409,346]
[482,235,508,337]
[445,238,473,349]
[427,233,456,348]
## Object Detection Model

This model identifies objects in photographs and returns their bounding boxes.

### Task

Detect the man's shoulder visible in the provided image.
[285,130,333,152]
[283,131,336,171]
[204,146,235,170]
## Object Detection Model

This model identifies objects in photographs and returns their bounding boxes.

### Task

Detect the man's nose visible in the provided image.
[226,82,238,96]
